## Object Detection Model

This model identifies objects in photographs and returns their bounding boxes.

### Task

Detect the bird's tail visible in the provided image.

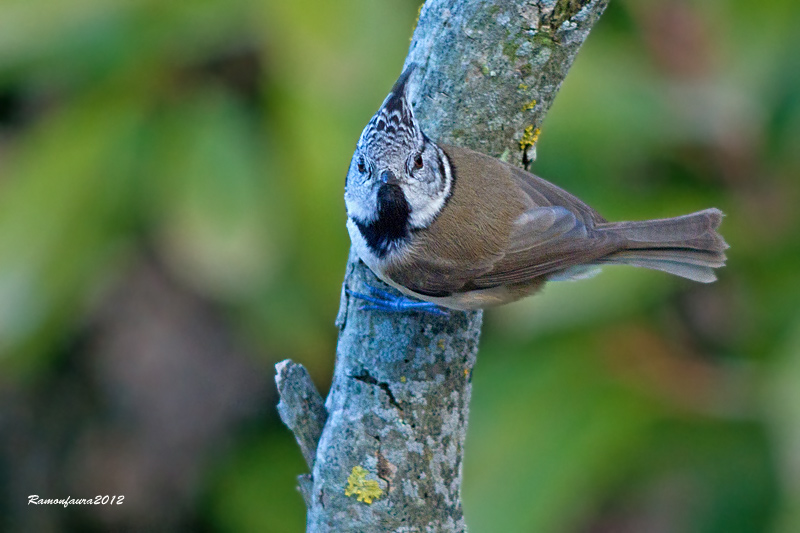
[596,208,729,283]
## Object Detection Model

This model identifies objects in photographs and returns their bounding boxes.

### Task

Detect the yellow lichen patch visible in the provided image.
[411,3,424,40]
[464,368,470,378]
[437,339,446,350]
[400,376,407,383]
[522,99,537,111]
[345,466,383,504]
[518,83,529,91]
[519,125,541,150]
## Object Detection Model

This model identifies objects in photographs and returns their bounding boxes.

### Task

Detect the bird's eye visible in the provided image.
[413,154,424,170]
[356,157,366,173]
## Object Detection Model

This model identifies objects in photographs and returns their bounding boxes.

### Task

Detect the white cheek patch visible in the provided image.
[345,184,378,224]
[346,218,374,263]
[408,148,452,229]
[346,218,395,275]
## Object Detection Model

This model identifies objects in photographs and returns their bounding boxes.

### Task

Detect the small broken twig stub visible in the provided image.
[275,359,327,470]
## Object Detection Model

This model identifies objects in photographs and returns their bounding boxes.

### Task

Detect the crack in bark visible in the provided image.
[351,370,403,411]
[376,446,394,495]
[522,146,533,169]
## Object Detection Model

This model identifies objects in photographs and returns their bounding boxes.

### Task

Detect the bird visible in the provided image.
[344,65,728,312]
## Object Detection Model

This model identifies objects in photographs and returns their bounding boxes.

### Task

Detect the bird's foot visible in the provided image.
[347,285,449,317]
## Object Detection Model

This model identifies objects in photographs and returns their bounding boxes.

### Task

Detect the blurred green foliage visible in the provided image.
[1,0,799,531]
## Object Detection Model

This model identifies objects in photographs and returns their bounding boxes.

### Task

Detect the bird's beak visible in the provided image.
[380,169,400,186]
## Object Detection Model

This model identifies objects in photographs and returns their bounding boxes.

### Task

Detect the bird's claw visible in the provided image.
[347,286,449,316]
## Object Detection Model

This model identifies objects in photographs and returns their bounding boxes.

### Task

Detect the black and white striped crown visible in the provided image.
[358,65,424,163]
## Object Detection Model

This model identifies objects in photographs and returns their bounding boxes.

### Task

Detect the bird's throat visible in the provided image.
[353,183,411,258]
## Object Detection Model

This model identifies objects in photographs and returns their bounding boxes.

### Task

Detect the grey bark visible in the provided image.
[276,0,608,531]
[275,360,328,470]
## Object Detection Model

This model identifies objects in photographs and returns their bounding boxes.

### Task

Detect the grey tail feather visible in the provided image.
[596,208,729,283]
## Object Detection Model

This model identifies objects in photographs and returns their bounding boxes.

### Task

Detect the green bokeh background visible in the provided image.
[1,0,798,531]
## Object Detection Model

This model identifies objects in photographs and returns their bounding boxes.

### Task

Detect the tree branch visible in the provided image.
[275,360,327,470]
[276,0,608,530]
